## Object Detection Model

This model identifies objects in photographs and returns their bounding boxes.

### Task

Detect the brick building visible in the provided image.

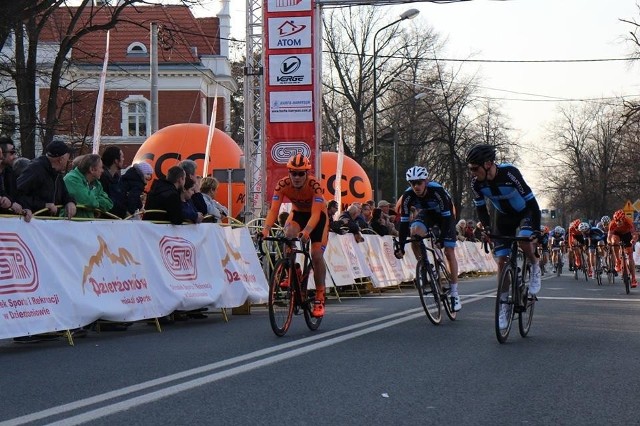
[1,1,236,162]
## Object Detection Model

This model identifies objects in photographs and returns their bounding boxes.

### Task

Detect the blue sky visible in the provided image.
[208,0,640,204]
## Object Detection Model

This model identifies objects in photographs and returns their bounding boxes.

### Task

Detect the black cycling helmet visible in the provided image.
[465,144,496,165]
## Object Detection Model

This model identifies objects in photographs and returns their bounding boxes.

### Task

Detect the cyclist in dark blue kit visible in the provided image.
[465,144,542,312]
[394,166,461,311]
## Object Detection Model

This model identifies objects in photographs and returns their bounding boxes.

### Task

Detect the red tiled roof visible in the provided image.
[40,4,220,65]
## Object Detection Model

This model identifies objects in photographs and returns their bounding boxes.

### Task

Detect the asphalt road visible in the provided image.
[2,268,640,426]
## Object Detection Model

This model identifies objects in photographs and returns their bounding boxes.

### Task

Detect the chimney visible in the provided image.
[216,0,230,57]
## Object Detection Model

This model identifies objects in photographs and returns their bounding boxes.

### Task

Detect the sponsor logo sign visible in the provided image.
[269,91,312,122]
[159,236,197,280]
[268,17,312,49]
[269,54,311,85]
[0,233,38,295]
[267,0,311,12]
[271,141,311,164]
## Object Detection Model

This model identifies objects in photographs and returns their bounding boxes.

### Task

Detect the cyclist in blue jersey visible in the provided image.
[550,226,566,273]
[577,221,606,278]
[465,144,542,303]
[394,166,461,311]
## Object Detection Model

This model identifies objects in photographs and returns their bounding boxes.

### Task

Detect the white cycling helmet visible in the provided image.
[578,222,590,232]
[554,226,563,234]
[601,215,611,224]
[406,166,428,182]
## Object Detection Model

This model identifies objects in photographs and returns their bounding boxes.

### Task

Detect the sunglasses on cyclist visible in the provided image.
[409,179,425,186]
[289,171,306,177]
[467,165,481,172]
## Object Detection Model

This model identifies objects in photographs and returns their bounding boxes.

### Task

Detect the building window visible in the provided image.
[127,42,148,56]
[121,96,150,138]
[0,100,17,137]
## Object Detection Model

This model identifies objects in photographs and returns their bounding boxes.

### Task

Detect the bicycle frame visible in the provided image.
[609,243,632,294]
[399,233,456,325]
[261,236,321,336]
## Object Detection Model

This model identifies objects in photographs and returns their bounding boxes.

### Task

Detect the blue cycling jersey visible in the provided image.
[471,163,535,215]
[585,227,606,242]
[398,181,455,246]
[399,181,454,222]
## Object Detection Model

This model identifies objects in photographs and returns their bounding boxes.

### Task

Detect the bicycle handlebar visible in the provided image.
[482,233,540,257]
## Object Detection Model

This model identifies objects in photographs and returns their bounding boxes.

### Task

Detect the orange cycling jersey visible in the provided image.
[609,216,634,236]
[567,223,582,246]
[264,174,327,233]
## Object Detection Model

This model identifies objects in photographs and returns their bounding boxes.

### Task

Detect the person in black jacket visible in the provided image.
[16,140,76,218]
[178,159,207,216]
[143,166,185,224]
[99,146,127,218]
[370,208,390,236]
[122,162,153,217]
[0,136,31,221]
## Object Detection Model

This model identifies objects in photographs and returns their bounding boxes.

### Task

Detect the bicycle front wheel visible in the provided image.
[416,261,442,325]
[268,259,295,337]
[495,264,515,344]
[518,288,536,337]
[436,261,457,321]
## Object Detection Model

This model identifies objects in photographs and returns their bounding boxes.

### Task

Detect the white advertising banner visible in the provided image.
[323,233,355,287]
[338,234,372,279]
[0,219,268,339]
[361,235,391,287]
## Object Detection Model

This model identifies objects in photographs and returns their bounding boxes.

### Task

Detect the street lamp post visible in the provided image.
[372,8,419,202]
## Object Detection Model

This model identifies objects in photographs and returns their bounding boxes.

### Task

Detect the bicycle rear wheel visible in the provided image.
[495,264,515,344]
[607,249,616,285]
[518,289,536,337]
[595,255,603,286]
[580,251,588,281]
[302,273,322,331]
[623,256,631,295]
[517,256,534,337]
[416,261,442,325]
[268,259,295,337]
[436,261,457,321]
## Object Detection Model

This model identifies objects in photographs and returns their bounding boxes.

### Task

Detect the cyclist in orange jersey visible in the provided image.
[260,154,329,317]
[567,219,586,270]
[608,209,637,287]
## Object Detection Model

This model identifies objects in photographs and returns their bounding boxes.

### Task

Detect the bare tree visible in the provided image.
[1,0,201,158]
[544,101,629,220]
[417,60,483,217]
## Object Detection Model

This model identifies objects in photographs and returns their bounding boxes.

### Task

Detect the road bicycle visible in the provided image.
[396,233,456,325]
[572,245,589,282]
[260,236,321,336]
[594,248,604,286]
[604,244,617,285]
[486,234,537,344]
[610,243,632,294]
[551,245,564,277]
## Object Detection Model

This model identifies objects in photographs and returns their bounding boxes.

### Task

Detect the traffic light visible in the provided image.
[550,210,556,219]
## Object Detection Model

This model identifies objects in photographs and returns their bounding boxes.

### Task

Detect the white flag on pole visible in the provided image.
[203,86,219,177]
[335,124,344,216]
[92,31,110,154]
